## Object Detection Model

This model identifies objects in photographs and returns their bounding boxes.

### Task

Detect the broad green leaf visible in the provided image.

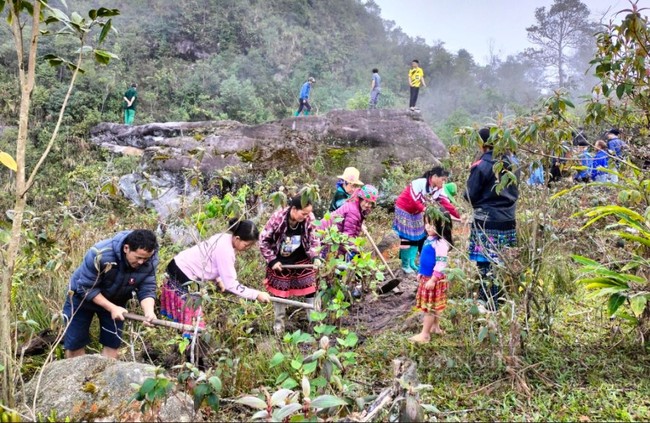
[206,393,220,411]
[310,394,348,409]
[478,326,488,342]
[139,378,156,395]
[281,377,299,390]
[630,295,648,317]
[608,293,626,317]
[290,359,302,370]
[208,376,222,393]
[98,18,112,45]
[421,404,440,413]
[95,7,120,17]
[93,49,118,65]
[302,361,318,374]
[235,396,267,410]
[273,403,302,421]
[269,352,285,368]
[0,151,17,171]
[275,372,289,385]
[616,83,625,99]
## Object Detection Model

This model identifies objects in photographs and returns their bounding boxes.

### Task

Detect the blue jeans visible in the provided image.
[63,296,124,350]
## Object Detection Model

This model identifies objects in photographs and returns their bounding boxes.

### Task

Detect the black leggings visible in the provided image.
[409,86,419,107]
[297,98,311,114]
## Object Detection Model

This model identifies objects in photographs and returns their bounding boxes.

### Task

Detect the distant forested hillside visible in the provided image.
[0,0,549,140]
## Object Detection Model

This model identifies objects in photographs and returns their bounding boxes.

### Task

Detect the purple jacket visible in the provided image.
[332,199,364,238]
[319,198,366,256]
[259,206,320,268]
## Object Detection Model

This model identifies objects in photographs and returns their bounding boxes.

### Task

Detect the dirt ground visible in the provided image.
[342,270,421,336]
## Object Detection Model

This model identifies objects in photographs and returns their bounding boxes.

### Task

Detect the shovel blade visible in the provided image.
[376,278,402,294]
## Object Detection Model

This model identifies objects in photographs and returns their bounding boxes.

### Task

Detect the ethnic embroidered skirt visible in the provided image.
[160,276,206,332]
[468,219,517,263]
[415,274,448,313]
[264,258,317,298]
[393,206,425,242]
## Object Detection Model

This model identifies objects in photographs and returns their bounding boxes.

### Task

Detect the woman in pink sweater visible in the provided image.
[161,218,270,332]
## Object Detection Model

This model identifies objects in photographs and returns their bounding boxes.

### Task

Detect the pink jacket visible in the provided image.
[318,199,366,256]
[174,233,259,300]
[323,198,365,238]
[259,206,321,268]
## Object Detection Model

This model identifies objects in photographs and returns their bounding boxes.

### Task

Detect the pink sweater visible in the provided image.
[174,233,259,300]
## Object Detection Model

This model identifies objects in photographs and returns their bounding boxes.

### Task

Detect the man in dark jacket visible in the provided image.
[465,127,520,310]
[63,230,159,359]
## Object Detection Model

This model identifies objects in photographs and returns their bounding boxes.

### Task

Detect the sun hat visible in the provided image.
[357,184,378,202]
[337,167,363,185]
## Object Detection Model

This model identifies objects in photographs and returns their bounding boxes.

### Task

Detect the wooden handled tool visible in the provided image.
[361,225,403,294]
[269,296,314,309]
[281,264,318,269]
[124,313,204,333]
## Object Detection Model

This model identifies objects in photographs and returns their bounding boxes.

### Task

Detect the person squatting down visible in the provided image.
[259,195,322,335]
[410,210,454,343]
[393,166,459,274]
[319,184,379,298]
[329,167,364,212]
[160,219,271,335]
[592,139,611,183]
[63,230,158,359]
[465,127,520,310]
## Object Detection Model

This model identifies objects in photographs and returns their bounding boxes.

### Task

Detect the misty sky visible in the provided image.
[373,0,648,64]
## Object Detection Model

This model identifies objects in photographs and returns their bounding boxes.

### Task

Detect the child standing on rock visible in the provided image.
[410,209,453,343]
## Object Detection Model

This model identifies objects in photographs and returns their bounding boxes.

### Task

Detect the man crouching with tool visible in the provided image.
[62,229,158,359]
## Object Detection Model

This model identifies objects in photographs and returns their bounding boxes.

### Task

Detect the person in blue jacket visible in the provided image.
[295,77,315,116]
[573,138,592,183]
[591,139,610,183]
[606,128,625,158]
[63,230,159,359]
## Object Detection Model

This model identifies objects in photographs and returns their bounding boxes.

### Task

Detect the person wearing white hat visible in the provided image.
[329,167,364,212]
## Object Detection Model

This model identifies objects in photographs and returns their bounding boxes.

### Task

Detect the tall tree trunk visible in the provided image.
[1,0,41,406]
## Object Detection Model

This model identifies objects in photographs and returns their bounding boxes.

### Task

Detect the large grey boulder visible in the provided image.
[90,109,447,183]
[89,109,448,218]
[21,355,199,422]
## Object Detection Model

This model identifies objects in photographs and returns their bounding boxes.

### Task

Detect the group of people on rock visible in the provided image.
[294,59,426,116]
[122,60,426,126]
[62,127,521,357]
[529,128,627,186]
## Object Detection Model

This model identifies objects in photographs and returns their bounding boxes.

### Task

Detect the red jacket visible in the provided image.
[395,178,459,218]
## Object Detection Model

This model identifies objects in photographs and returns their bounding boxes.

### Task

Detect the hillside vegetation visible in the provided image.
[0,0,649,421]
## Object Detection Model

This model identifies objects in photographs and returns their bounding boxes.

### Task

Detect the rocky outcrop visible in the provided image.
[21,355,199,422]
[89,109,448,217]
